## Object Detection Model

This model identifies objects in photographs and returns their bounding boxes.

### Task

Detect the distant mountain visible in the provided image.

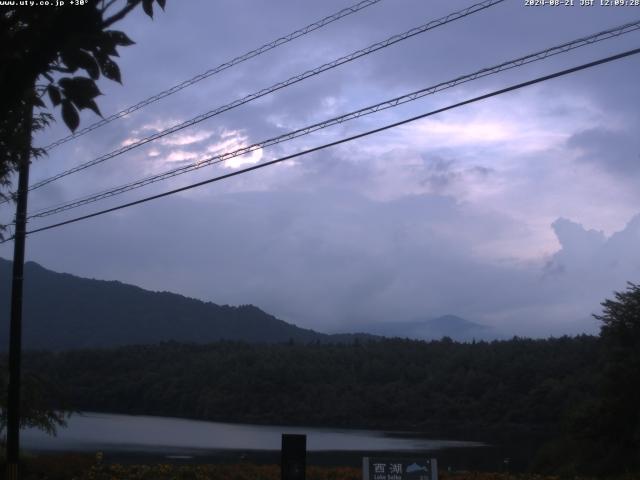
[355,315,500,342]
[0,258,373,350]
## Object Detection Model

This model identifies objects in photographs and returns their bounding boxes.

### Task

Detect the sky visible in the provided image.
[2,0,639,337]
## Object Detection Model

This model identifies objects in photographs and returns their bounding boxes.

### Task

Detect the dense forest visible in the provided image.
[14,315,639,476]
[21,337,597,438]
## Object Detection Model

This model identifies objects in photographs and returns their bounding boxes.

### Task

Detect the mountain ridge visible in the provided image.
[0,258,499,349]
[0,258,374,350]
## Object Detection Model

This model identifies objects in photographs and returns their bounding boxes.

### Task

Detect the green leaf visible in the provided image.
[73,49,100,80]
[61,100,79,132]
[73,98,101,117]
[59,51,79,73]
[61,49,100,80]
[105,30,135,47]
[61,83,102,116]
[99,57,121,84]
[84,99,102,117]
[59,77,102,101]
[47,85,61,106]
[97,40,119,58]
[142,0,153,18]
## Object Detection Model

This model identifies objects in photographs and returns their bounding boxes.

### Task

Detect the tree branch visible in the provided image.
[102,1,140,28]
[101,0,120,15]
[50,65,73,73]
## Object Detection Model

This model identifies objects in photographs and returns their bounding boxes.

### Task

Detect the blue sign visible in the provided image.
[363,457,437,480]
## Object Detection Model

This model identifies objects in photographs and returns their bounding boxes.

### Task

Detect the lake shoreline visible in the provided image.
[57,409,554,444]
[20,412,541,472]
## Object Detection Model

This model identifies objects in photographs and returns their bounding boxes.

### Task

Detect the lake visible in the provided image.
[22,412,480,453]
[21,412,530,471]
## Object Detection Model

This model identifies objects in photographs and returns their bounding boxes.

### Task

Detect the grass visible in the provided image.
[3,454,639,480]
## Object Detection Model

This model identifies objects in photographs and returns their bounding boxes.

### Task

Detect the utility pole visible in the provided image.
[6,100,34,480]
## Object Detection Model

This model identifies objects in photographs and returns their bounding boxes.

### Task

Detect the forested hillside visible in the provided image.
[21,336,598,436]
[0,258,371,349]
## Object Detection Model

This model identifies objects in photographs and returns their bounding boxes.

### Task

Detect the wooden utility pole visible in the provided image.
[6,100,34,480]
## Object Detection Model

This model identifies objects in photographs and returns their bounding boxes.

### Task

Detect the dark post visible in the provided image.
[6,101,33,480]
[281,433,306,480]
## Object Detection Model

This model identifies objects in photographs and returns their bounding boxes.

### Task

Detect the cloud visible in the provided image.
[568,127,640,176]
[547,215,640,280]
[537,215,640,335]
[120,137,140,147]
[13,170,640,339]
[204,130,264,168]
[159,130,213,147]
[551,218,606,264]
[6,0,639,342]
[164,150,200,163]
[137,118,184,134]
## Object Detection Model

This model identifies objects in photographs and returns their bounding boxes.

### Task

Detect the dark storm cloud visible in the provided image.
[3,0,640,338]
[6,189,531,330]
[13,184,638,337]
[543,216,640,326]
[568,128,640,176]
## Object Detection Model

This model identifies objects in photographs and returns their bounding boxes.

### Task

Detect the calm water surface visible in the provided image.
[22,412,482,454]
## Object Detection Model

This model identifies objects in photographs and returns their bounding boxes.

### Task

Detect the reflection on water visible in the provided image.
[21,412,482,453]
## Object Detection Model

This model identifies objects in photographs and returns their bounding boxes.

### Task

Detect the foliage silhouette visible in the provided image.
[592,282,640,472]
[0,0,167,435]
[533,282,640,475]
[0,0,166,228]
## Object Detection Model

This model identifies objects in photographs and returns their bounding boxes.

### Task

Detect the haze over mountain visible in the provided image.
[351,315,499,342]
[0,258,505,350]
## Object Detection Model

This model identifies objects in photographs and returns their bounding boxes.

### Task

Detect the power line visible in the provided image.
[26,19,640,220]
[24,0,505,194]
[41,0,385,151]
[12,46,638,241]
